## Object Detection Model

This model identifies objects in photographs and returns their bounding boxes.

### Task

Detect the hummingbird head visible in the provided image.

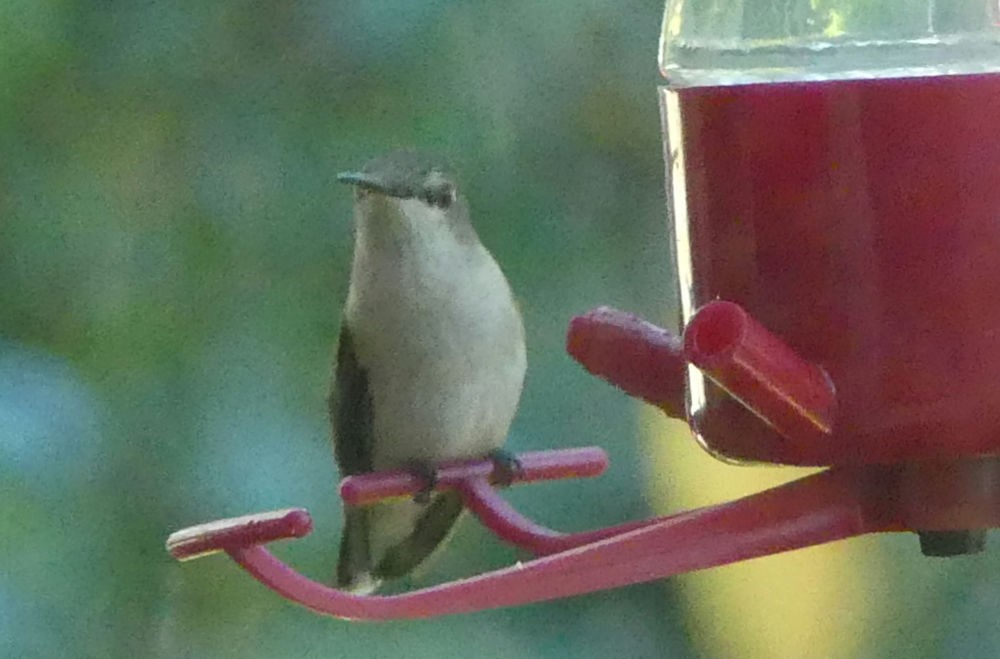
[337,150,480,250]
[337,150,458,209]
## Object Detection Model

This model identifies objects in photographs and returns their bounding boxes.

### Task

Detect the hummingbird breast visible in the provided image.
[346,224,527,470]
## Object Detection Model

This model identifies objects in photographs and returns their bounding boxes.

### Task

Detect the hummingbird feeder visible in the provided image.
[168,0,1000,620]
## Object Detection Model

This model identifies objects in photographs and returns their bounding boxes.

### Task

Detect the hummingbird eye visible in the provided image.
[423,183,455,209]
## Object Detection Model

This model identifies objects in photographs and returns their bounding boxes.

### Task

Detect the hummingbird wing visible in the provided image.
[329,321,373,477]
[329,321,376,591]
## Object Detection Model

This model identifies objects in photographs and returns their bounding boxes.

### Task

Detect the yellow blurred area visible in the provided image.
[640,408,893,659]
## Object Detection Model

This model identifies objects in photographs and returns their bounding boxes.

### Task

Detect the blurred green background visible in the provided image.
[1,1,997,658]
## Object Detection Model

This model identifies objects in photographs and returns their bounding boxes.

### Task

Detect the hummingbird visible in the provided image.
[331,150,527,593]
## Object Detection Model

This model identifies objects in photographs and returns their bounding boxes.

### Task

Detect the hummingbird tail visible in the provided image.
[372,490,465,582]
[336,505,381,594]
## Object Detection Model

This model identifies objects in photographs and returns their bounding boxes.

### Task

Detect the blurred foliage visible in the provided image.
[1,1,996,658]
[1,1,680,657]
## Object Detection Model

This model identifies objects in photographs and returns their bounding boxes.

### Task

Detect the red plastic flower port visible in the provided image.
[684,300,838,444]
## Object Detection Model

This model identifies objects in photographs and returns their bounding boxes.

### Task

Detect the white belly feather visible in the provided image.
[345,211,526,470]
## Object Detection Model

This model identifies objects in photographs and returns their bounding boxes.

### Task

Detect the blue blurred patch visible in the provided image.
[0,341,106,489]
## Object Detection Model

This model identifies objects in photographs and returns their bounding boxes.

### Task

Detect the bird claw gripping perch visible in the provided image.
[167,305,1000,620]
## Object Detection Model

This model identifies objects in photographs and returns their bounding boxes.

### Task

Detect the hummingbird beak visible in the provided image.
[337,171,393,196]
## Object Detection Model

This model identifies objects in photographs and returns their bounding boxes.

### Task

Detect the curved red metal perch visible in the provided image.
[230,467,879,620]
[171,464,953,621]
[338,447,659,556]
[168,457,999,620]
[169,447,610,563]
[339,447,608,506]
[169,508,314,562]
[456,478,660,555]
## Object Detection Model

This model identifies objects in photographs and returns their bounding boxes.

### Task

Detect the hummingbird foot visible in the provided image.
[407,461,439,504]
[488,449,524,487]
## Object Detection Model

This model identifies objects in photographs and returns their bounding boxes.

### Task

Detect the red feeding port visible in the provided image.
[684,301,743,365]
[566,306,687,419]
[684,300,837,448]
